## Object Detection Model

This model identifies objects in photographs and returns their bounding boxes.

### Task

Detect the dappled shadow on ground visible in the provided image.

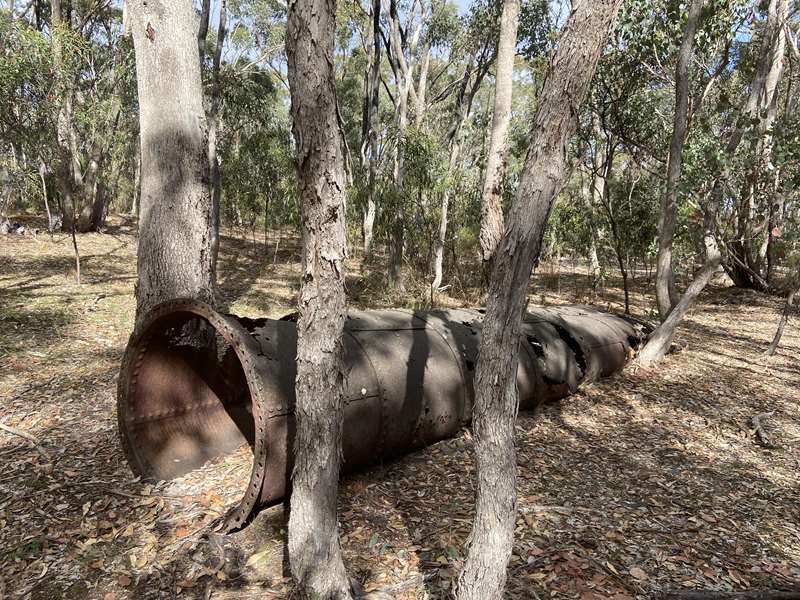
[1,223,799,598]
[216,230,301,317]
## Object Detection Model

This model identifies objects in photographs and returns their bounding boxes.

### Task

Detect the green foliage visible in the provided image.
[2,0,798,296]
[220,65,295,231]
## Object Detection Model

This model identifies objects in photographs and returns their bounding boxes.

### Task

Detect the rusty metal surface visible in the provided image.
[117,300,650,530]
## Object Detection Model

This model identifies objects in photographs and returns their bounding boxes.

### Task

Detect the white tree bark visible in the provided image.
[387,0,422,289]
[478,0,520,277]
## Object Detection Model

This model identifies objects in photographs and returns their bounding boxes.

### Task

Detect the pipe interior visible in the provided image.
[123,313,255,480]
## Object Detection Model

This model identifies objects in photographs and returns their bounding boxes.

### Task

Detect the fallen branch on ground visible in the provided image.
[0,422,50,461]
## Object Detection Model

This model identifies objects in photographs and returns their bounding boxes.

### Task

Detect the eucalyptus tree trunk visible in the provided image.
[128,0,216,332]
[415,43,431,126]
[455,2,623,597]
[359,0,380,255]
[51,0,77,233]
[765,279,798,356]
[432,56,492,292]
[638,0,787,364]
[197,0,211,60]
[580,169,601,290]
[637,192,722,365]
[286,0,353,596]
[431,140,460,292]
[386,0,422,290]
[478,0,520,281]
[655,0,703,320]
[726,0,787,289]
[208,0,227,279]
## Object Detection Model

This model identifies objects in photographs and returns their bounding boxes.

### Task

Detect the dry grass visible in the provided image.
[1,215,798,599]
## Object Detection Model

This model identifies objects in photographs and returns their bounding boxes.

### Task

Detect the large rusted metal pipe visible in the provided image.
[117,300,649,530]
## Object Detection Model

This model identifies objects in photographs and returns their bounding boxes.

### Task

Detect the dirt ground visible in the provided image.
[1,216,799,599]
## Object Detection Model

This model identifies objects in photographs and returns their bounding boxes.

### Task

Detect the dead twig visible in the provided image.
[0,422,50,462]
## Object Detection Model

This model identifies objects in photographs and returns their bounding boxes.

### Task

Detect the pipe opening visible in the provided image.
[118,309,259,516]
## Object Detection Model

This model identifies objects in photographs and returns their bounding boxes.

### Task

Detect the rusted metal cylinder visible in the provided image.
[117,300,649,530]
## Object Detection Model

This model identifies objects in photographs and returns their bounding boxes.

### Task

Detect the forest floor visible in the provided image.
[1,215,799,600]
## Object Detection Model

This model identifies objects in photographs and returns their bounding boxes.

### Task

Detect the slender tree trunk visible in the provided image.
[456,2,623,597]
[207,0,226,281]
[197,0,210,60]
[612,175,639,314]
[587,115,615,294]
[386,0,421,290]
[51,0,77,233]
[580,168,601,291]
[637,194,721,364]
[38,159,52,233]
[595,142,633,313]
[725,0,787,289]
[765,284,798,356]
[432,141,460,292]
[478,0,519,281]
[286,0,353,596]
[655,0,703,320]
[128,0,216,332]
[360,0,380,256]
[415,43,431,127]
[433,55,492,292]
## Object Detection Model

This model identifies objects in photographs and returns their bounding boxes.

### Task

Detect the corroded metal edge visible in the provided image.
[116,298,268,531]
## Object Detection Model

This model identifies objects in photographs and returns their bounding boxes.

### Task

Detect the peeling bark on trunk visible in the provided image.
[655,0,703,320]
[128,0,216,334]
[286,0,353,596]
[455,2,623,597]
[478,0,519,281]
